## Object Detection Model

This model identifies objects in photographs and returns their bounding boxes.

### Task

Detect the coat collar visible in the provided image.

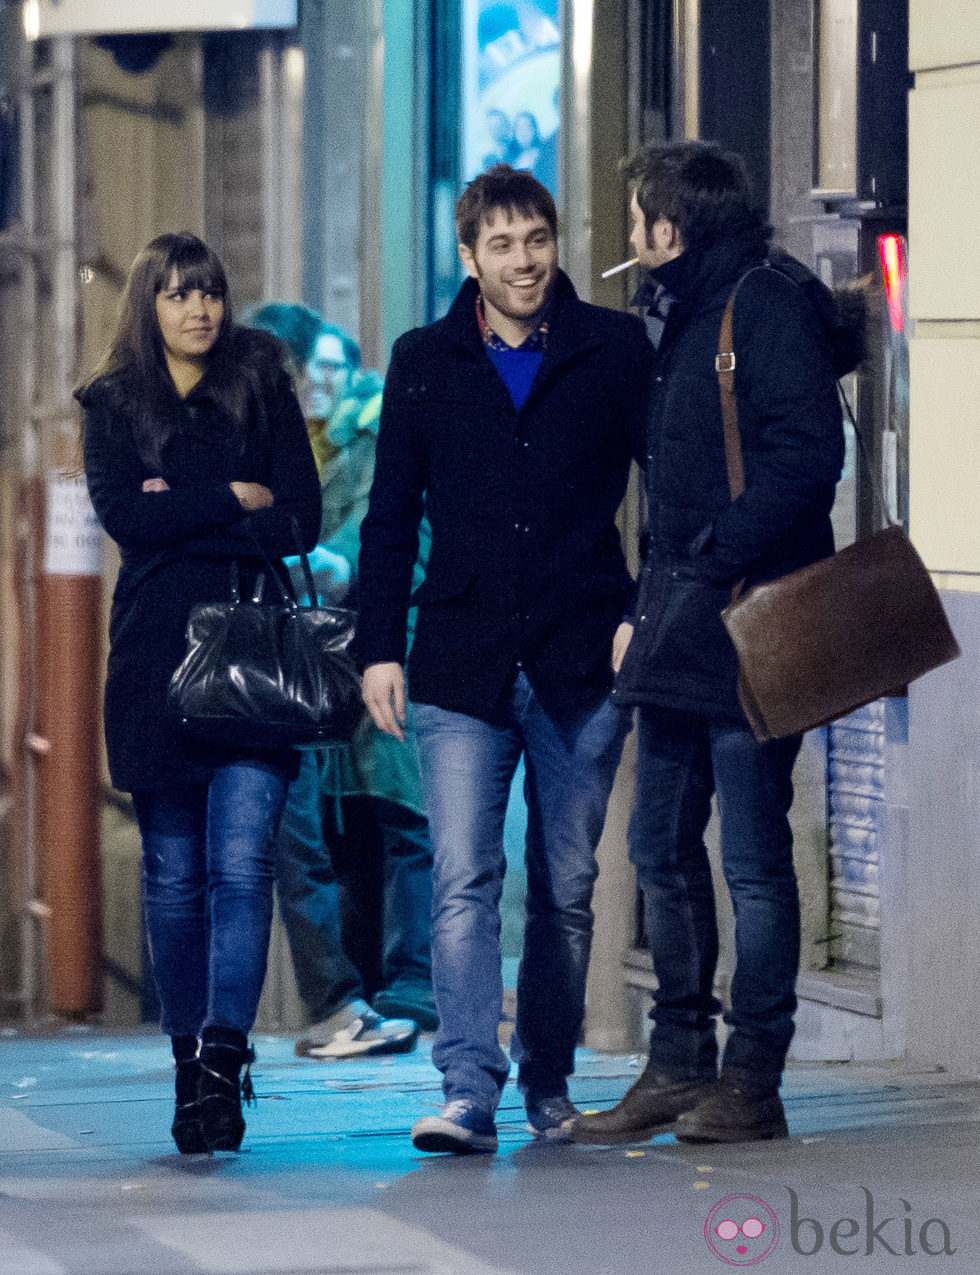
[441,270,602,369]
[634,228,771,317]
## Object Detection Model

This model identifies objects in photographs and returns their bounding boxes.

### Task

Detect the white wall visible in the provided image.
[904,0,980,1075]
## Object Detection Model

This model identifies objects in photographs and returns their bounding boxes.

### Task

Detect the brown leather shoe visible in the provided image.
[570,1064,713,1145]
[674,1074,788,1143]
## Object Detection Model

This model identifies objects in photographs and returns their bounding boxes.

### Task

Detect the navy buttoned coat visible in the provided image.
[357,271,653,725]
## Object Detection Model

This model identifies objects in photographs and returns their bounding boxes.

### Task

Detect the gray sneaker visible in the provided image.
[295,999,419,1060]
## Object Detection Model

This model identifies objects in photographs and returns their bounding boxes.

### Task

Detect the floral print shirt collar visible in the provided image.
[475,293,550,352]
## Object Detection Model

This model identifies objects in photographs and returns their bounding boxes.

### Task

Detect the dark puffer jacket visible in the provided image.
[615,230,846,721]
[81,328,322,792]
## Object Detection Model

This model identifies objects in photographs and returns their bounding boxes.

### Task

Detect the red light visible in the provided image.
[878,234,906,334]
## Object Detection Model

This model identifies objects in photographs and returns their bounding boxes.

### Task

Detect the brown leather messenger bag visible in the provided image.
[716,279,960,743]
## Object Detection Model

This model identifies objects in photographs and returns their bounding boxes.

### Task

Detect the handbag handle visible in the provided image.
[288,516,321,607]
[240,515,324,610]
[227,558,280,606]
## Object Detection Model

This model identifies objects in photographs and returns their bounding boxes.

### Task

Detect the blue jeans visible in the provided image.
[276,750,433,1019]
[630,706,802,1089]
[133,762,289,1039]
[414,674,631,1114]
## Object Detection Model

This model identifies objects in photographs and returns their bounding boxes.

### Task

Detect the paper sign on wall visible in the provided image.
[45,473,103,577]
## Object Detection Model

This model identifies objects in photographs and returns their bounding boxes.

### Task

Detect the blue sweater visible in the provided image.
[486,344,543,412]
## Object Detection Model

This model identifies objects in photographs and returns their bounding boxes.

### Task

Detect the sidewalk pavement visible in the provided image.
[1,1026,979,1274]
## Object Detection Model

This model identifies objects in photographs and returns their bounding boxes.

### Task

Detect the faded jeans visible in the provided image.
[275,749,433,1020]
[414,674,630,1114]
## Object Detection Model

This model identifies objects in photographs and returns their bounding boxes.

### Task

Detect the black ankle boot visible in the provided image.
[171,1035,207,1155]
[198,1026,256,1152]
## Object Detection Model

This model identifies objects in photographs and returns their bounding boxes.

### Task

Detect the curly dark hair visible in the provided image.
[626,140,767,250]
[455,163,558,250]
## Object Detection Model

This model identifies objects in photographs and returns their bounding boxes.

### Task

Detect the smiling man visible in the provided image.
[358,164,652,1154]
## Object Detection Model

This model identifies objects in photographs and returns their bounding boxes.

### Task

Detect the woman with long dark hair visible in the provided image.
[79,233,321,1154]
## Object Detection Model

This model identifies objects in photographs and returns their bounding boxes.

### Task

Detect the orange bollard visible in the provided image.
[37,470,104,1016]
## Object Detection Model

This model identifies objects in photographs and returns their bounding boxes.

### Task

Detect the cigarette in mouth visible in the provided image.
[601,257,639,279]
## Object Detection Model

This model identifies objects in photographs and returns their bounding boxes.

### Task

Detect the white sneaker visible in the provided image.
[295,999,419,1060]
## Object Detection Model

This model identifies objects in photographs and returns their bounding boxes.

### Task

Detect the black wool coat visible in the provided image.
[617,231,846,721]
[81,328,322,792]
[357,271,653,724]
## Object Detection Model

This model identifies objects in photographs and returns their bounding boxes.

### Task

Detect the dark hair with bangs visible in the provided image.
[626,140,767,250]
[455,163,558,250]
[82,233,274,469]
[108,232,232,381]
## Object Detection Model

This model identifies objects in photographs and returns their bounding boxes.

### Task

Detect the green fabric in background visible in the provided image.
[313,375,430,815]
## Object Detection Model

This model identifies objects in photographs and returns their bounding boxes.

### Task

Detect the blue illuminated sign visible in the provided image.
[461,0,561,196]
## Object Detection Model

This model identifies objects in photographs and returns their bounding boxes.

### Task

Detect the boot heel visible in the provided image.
[171,1038,207,1155]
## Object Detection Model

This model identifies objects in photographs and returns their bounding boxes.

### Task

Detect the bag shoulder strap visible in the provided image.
[716,287,745,502]
[716,263,771,502]
[715,265,895,530]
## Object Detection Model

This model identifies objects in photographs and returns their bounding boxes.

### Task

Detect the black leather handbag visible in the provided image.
[168,530,364,751]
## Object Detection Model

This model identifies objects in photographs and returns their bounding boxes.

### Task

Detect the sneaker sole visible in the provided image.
[301,1030,419,1060]
[412,1128,498,1154]
[526,1120,576,1142]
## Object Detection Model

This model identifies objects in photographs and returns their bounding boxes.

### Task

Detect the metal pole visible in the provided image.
[11,15,43,1023]
[259,34,281,300]
[52,37,76,409]
[562,0,594,298]
[280,42,305,303]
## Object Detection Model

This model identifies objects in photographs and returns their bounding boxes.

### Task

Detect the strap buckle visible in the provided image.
[715,351,736,372]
